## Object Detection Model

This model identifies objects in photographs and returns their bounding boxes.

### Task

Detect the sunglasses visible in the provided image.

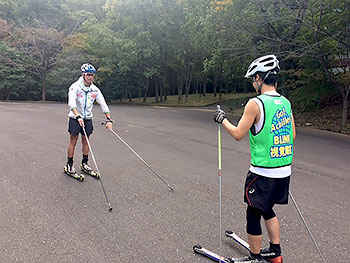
[85,73,95,77]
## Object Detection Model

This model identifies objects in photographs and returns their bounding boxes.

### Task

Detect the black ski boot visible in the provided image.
[64,164,84,182]
[261,243,283,263]
[80,163,100,179]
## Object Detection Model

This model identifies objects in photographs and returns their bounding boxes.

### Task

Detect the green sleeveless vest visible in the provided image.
[249,94,294,168]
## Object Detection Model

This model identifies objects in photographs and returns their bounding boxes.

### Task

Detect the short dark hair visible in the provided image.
[255,70,278,86]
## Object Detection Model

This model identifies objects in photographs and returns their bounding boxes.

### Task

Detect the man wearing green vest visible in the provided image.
[214,54,296,263]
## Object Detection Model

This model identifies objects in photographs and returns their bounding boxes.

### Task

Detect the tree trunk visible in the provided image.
[143,78,149,103]
[234,78,238,93]
[199,83,202,98]
[203,81,207,96]
[213,75,217,97]
[159,78,163,102]
[342,85,350,126]
[155,78,159,103]
[177,77,183,104]
[162,75,167,101]
[185,79,191,103]
[172,71,176,95]
[41,75,46,101]
[219,81,223,100]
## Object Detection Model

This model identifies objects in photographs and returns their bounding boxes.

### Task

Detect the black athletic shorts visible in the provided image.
[68,117,93,136]
[244,171,290,211]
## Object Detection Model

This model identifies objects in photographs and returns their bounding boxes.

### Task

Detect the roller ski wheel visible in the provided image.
[193,245,202,252]
[80,163,100,179]
[64,165,84,182]
[260,248,283,263]
[266,257,283,263]
[231,256,269,263]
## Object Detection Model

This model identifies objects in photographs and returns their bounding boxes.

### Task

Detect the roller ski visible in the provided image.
[193,245,231,263]
[193,245,269,263]
[80,163,100,179]
[64,165,84,182]
[225,230,283,263]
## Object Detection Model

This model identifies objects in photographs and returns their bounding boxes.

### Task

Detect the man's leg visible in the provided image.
[66,134,79,173]
[80,133,99,178]
[81,119,93,158]
[265,216,280,244]
[246,206,264,257]
[68,135,79,159]
[67,117,80,163]
[247,234,263,254]
[81,135,89,156]
[261,212,282,262]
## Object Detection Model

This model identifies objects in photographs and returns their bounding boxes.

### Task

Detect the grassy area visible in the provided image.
[112,93,255,108]
[112,92,349,134]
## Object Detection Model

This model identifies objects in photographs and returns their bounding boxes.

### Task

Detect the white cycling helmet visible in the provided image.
[244,54,280,78]
[81,63,96,73]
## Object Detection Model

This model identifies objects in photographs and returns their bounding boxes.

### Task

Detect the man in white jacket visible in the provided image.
[64,63,113,180]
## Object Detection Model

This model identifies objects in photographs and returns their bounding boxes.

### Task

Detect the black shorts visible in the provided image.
[68,117,93,136]
[244,171,290,211]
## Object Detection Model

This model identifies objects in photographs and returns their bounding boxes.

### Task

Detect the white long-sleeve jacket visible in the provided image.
[68,77,110,119]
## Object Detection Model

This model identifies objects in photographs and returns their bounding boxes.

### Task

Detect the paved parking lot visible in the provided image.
[0,102,349,262]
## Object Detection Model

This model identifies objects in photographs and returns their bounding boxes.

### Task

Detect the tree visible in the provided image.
[0,37,35,100]
[0,0,85,101]
[307,0,350,125]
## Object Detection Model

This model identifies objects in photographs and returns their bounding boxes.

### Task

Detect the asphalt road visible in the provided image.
[0,102,349,263]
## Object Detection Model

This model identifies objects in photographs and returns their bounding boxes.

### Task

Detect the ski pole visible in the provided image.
[216,105,223,263]
[82,126,113,212]
[289,190,325,263]
[103,124,174,191]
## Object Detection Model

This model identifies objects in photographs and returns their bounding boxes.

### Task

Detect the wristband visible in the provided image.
[76,115,82,120]
[106,116,113,123]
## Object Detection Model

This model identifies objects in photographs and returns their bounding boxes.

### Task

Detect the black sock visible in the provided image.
[67,157,73,167]
[82,155,88,164]
[250,252,262,259]
[269,242,281,254]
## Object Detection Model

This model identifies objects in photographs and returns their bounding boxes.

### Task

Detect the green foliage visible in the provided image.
[0,0,66,27]
[0,40,37,100]
[0,0,348,125]
[45,59,83,101]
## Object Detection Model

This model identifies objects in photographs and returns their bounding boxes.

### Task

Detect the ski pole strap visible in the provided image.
[105,116,114,124]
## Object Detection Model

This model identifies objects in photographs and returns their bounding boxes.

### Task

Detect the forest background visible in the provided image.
[0,0,349,134]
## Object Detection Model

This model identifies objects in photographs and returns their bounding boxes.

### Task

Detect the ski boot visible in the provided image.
[230,256,269,263]
[80,163,100,179]
[261,246,283,263]
[64,164,84,182]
